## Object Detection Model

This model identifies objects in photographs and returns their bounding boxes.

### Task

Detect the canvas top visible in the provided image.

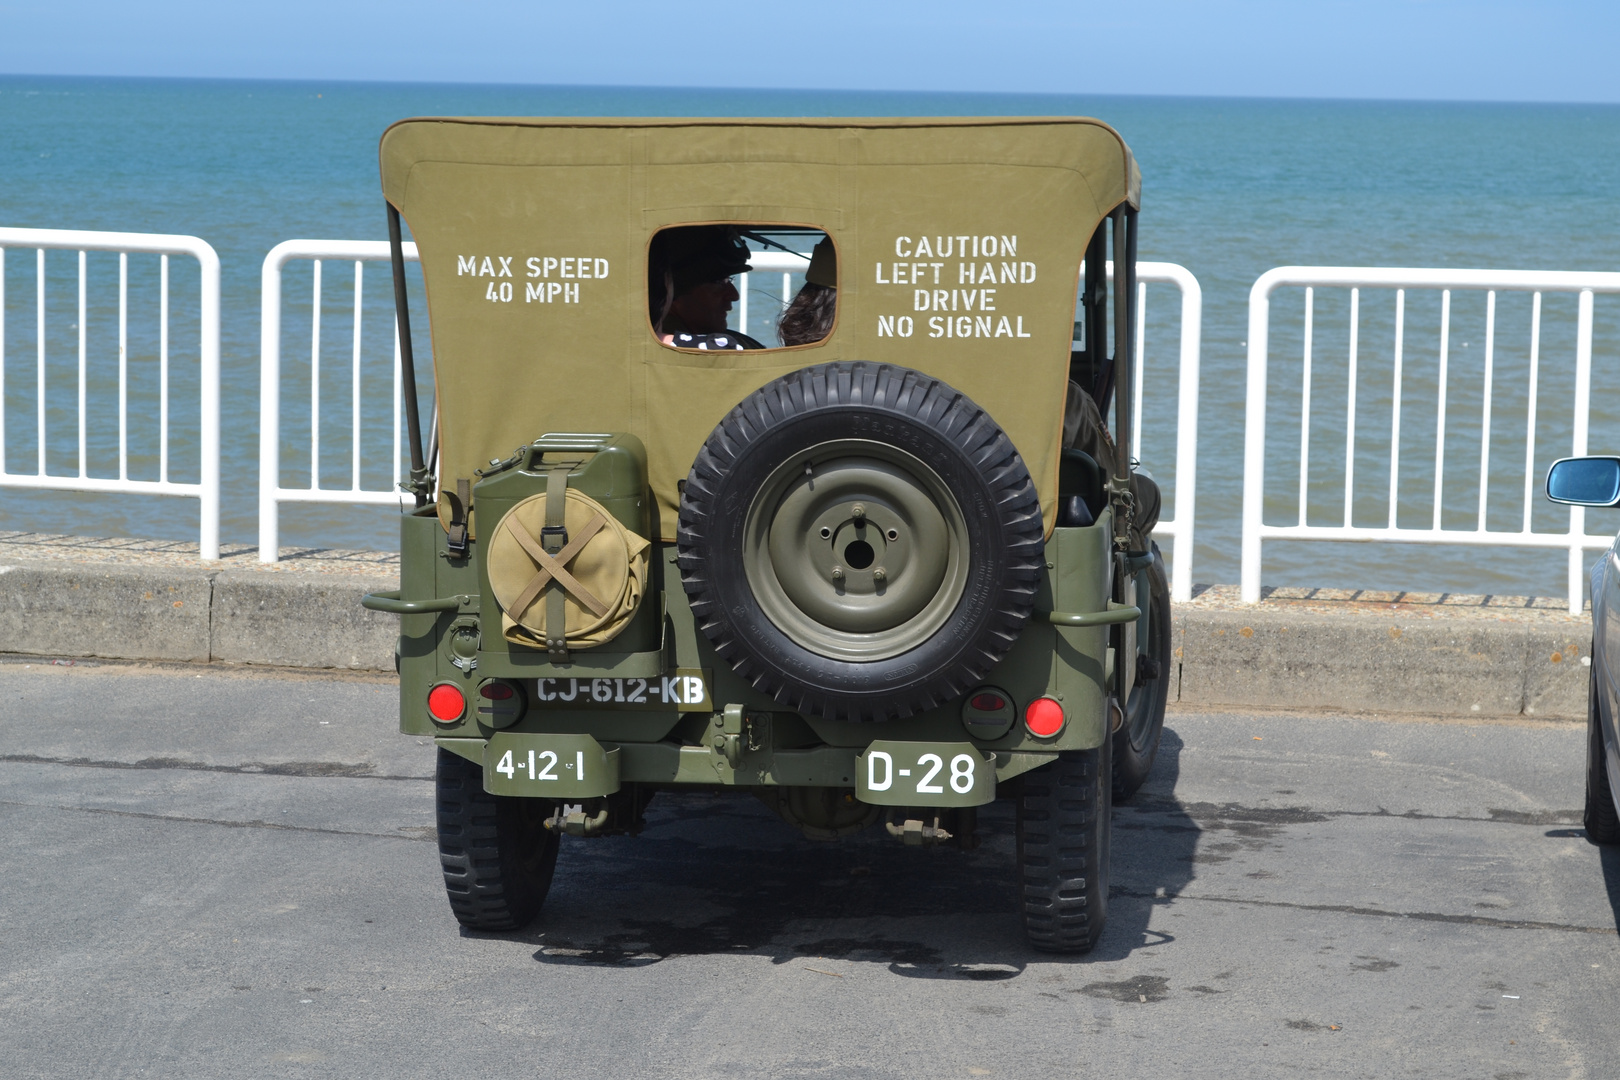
[378,116,1140,540]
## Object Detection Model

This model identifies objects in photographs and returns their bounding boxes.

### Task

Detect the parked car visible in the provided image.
[1545,455,1620,845]
[361,117,1169,952]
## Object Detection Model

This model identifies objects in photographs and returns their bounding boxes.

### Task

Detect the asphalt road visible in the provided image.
[2,659,1617,1080]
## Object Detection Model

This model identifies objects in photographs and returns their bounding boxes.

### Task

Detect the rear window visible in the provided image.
[648,225,836,350]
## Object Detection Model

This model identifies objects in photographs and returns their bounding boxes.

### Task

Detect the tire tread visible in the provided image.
[435,748,559,931]
[1018,744,1111,953]
[1586,669,1620,846]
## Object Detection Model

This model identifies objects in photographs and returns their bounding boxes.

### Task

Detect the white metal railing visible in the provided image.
[1242,266,1620,612]
[258,239,419,563]
[0,227,220,557]
[1124,261,1201,603]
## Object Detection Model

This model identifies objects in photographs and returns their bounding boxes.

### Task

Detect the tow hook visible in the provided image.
[712,704,762,767]
[564,807,610,836]
[547,804,611,837]
[885,810,954,846]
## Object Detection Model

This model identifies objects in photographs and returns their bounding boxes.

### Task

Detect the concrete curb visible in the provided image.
[0,534,1594,719]
[0,555,399,672]
[0,562,215,663]
[1174,604,1589,719]
[210,571,400,670]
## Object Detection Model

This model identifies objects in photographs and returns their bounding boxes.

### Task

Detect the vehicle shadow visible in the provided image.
[1601,845,1620,932]
[465,727,1202,979]
[1087,725,1201,962]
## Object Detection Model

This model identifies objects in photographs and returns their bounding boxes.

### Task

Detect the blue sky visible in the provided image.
[2,0,1617,103]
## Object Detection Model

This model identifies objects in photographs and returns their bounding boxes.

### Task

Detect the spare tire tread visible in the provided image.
[678,362,1043,720]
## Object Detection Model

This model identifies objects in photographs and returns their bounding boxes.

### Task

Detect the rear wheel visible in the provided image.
[1017,738,1112,953]
[1585,667,1620,846]
[435,747,560,930]
[1114,545,1170,801]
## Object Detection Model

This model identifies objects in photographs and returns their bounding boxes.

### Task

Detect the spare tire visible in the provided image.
[677,361,1044,720]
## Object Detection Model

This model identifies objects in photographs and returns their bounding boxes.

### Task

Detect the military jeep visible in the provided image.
[365,117,1168,953]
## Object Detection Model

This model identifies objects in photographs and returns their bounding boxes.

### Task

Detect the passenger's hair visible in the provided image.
[778,283,837,346]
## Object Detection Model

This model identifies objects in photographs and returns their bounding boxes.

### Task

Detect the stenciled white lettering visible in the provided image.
[880,233,1032,341]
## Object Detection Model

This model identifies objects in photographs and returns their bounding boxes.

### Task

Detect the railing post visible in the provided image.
[259,243,288,563]
[1240,272,1276,602]
[1162,263,1201,603]
[196,241,221,559]
[1570,289,1594,615]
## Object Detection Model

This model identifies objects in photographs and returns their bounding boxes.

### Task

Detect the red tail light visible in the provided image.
[479,682,514,700]
[427,683,466,723]
[1024,697,1065,738]
[970,692,1007,712]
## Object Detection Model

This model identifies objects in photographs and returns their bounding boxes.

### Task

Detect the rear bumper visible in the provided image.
[438,732,1057,805]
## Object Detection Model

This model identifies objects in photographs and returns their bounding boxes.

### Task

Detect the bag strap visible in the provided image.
[445,478,471,558]
[543,466,571,663]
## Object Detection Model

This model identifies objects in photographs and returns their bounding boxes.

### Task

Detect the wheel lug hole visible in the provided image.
[819,526,832,539]
[886,528,898,541]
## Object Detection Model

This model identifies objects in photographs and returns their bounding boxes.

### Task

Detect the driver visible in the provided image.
[649,226,765,349]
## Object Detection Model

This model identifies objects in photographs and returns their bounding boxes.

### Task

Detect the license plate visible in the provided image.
[855,741,996,807]
[483,732,621,797]
[532,669,711,712]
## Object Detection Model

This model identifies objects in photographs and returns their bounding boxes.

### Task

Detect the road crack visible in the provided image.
[0,798,433,842]
[1111,885,1617,935]
[0,753,428,782]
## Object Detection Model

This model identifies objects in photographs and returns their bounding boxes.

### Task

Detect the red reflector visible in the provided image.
[427,684,466,723]
[1024,697,1066,737]
[479,682,514,700]
[969,692,1007,712]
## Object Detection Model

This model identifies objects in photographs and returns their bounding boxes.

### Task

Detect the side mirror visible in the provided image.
[1546,456,1620,507]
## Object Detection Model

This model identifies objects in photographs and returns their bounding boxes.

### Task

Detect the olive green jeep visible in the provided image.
[365,117,1168,953]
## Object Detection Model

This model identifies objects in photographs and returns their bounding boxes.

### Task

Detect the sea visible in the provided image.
[3,74,1620,597]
